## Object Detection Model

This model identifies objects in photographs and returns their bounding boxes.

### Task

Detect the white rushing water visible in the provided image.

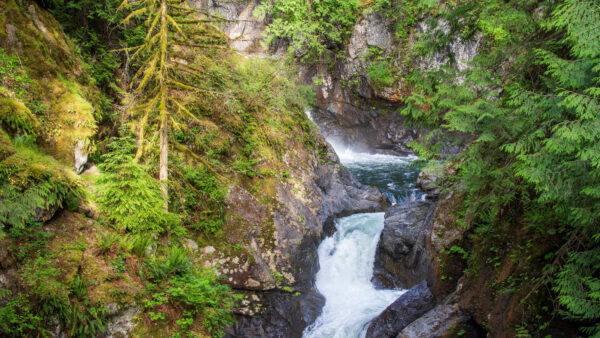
[303,213,406,338]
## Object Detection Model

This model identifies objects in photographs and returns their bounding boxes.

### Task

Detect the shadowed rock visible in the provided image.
[365,280,435,338]
[372,201,436,289]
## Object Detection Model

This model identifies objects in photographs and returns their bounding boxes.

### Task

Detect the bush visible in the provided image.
[367,60,395,90]
[166,270,236,337]
[142,246,192,282]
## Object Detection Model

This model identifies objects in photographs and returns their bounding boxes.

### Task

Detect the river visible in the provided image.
[303,145,423,338]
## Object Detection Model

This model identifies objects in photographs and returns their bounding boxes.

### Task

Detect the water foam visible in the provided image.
[303,213,405,338]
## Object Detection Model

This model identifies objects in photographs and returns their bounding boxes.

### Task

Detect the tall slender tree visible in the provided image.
[118,0,226,210]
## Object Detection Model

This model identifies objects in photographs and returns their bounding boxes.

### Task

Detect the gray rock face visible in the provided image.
[195,0,266,54]
[102,306,141,338]
[74,139,88,174]
[304,10,419,156]
[372,201,436,289]
[416,168,444,200]
[398,302,470,338]
[417,19,482,79]
[365,281,436,338]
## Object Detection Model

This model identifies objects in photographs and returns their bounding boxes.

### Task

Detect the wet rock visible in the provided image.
[226,289,325,338]
[365,281,435,338]
[372,201,436,289]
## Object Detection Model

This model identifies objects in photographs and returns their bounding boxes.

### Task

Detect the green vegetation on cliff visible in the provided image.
[256,0,360,63]
[0,0,315,336]
[399,0,600,335]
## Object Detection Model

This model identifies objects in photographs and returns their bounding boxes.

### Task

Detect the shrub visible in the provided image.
[142,246,192,282]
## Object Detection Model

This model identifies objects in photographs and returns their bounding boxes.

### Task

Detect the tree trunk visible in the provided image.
[159,0,168,211]
[159,118,168,211]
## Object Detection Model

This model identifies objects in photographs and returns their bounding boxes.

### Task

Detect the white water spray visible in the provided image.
[303,213,405,338]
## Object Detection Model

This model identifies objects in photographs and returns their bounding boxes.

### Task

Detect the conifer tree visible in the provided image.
[400,0,600,334]
[118,0,226,210]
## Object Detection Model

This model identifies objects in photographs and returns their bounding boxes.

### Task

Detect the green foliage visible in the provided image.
[142,245,192,281]
[0,98,38,139]
[0,254,109,337]
[181,164,226,234]
[372,0,435,40]
[95,137,181,234]
[0,290,45,337]
[256,0,360,63]
[401,0,600,334]
[96,231,119,254]
[0,48,31,99]
[166,270,235,336]
[367,58,395,90]
[0,143,81,229]
[43,0,142,114]
[141,246,235,336]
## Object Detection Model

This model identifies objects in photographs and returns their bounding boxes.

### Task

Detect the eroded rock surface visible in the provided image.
[372,201,436,289]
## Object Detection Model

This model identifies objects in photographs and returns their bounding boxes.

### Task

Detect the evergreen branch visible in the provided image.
[172,141,226,182]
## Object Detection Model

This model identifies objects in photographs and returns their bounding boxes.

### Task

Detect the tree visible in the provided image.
[118,0,226,210]
[400,0,600,334]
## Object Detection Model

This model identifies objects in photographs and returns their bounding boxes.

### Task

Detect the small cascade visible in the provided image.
[330,143,424,204]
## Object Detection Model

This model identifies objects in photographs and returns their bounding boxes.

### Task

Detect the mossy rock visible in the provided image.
[0,128,16,160]
[0,97,39,136]
[0,0,99,167]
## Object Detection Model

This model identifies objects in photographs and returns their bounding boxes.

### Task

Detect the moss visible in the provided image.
[0,128,16,160]
[0,97,39,136]
[1,0,100,167]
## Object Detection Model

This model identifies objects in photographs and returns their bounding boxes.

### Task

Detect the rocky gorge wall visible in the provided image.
[222,138,389,337]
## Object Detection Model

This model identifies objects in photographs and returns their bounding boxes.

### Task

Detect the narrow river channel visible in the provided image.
[303,146,423,338]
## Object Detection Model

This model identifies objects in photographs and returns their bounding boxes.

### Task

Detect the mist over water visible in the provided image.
[303,140,423,338]
[331,142,424,204]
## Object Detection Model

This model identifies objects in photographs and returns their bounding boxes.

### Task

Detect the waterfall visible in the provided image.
[303,147,423,338]
[303,213,405,338]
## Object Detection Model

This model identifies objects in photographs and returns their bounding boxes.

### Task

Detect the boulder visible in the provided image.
[102,306,141,338]
[416,169,442,200]
[365,281,435,338]
[74,139,88,174]
[372,201,436,289]
[398,302,472,338]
